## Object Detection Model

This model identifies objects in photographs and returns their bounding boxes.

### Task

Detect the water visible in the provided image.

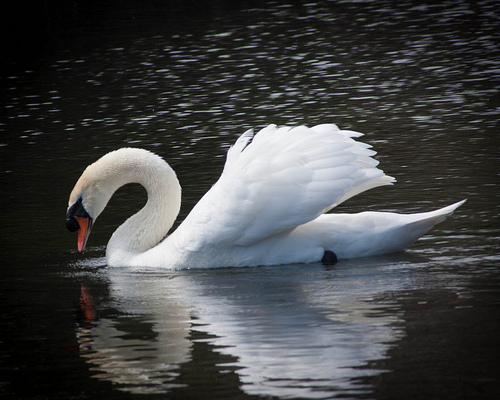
[1,1,499,399]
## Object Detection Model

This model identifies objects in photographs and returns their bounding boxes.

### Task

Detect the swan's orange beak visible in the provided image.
[75,216,92,252]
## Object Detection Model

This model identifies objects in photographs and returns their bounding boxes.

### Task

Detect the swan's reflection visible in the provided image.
[76,273,192,394]
[75,258,413,398]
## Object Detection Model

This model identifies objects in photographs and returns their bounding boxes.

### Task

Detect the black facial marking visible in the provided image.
[66,198,90,232]
[66,216,80,232]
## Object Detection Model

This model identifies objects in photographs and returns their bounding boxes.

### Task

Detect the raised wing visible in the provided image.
[176,124,395,249]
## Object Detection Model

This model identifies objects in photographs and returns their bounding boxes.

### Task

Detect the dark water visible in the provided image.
[1,1,499,399]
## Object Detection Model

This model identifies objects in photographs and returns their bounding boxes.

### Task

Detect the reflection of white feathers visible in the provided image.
[68,124,464,268]
[76,272,192,394]
[188,262,405,398]
[77,318,188,393]
[77,261,411,397]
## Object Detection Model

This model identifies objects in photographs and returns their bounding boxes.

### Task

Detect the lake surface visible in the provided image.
[1,1,499,399]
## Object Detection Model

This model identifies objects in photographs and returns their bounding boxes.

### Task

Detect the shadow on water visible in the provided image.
[1,0,499,399]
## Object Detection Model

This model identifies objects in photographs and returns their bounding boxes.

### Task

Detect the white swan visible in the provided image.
[66,124,465,268]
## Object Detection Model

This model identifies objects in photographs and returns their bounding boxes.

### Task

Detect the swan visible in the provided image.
[66,124,465,268]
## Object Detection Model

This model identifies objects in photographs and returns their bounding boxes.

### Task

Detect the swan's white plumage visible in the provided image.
[181,124,395,249]
[67,124,465,269]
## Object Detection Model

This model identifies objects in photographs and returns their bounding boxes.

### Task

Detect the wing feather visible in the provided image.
[176,124,395,248]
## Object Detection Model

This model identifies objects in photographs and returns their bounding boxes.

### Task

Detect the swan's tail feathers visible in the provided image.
[421,199,466,220]
[406,199,466,240]
[431,199,467,220]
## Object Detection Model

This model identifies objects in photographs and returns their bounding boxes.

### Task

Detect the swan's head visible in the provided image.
[66,152,124,252]
[66,148,181,253]
[66,196,94,252]
[66,172,107,252]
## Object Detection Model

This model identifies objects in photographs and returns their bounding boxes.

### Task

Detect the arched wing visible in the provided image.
[176,124,395,249]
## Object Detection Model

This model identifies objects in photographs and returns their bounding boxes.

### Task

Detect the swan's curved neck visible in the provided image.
[73,148,181,258]
[108,149,181,257]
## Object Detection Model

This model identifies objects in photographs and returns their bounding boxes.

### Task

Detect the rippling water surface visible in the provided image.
[1,1,499,399]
